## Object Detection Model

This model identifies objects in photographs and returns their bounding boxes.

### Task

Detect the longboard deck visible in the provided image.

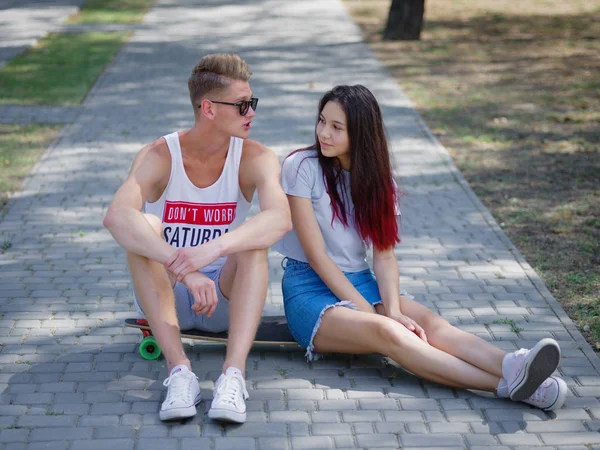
[125,317,297,346]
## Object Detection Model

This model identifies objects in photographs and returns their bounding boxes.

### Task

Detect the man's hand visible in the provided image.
[388,311,428,343]
[181,271,219,318]
[167,240,222,281]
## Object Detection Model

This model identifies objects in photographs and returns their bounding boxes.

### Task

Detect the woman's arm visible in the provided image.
[372,247,402,315]
[373,246,428,342]
[289,195,374,313]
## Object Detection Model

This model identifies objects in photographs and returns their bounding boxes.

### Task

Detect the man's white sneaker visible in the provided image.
[208,367,249,423]
[502,338,561,401]
[159,365,201,421]
[522,376,568,411]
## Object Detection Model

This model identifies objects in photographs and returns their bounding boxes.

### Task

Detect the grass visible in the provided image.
[0,125,62,211]
[343,0,600,351]
[274,364,291,377]
[571,297,600,345]
[491,318,525,334]
[67,0,156,24]
[0,32,129,105]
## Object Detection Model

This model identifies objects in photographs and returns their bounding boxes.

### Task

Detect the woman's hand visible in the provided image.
[388,311,428,343]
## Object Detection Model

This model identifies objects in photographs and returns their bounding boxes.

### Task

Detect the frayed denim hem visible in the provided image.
[303,290,415,361]
[305,300,358,362]
[362,290,414,312]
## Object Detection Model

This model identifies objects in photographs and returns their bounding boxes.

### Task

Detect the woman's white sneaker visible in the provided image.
[502,338,561,401]
[208,367,249,423]
[522,376,568,411]
[159,365,201,421]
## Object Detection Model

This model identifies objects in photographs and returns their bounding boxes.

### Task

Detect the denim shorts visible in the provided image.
[281,257,385,361]
[133,266,230,333]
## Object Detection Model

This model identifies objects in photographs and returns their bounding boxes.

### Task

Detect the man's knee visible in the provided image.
[126,214,166,266]
[217,249,268,301]
[144,213,163,236]
[126,214,163,262]
[234,248,268,267]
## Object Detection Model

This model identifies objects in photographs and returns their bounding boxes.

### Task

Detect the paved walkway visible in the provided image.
[1,0,599,449]
[0,105,82,125]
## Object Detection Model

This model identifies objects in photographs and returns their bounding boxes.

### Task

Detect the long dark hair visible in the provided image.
[288,85,400,251]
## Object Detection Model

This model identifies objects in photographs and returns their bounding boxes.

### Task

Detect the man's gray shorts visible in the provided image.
[133,266,230,333]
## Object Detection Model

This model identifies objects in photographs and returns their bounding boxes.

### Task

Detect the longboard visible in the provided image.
[125,317,297,360]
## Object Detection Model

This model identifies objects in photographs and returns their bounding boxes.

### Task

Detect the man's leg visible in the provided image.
[127,214,190,372]
[218,248,269,373]
[127,214,200,421]
[207,248,268,423]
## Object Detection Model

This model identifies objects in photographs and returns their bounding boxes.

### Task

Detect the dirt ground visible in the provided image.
[342,0,600,350]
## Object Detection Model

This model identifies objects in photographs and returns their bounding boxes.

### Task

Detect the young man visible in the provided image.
[103,53,291,423]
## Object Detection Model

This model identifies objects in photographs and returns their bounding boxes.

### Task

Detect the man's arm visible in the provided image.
[103,141,174,264]
[219,141,292,251]
[167,141,291,278]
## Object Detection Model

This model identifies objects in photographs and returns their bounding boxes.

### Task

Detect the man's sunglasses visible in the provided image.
[204,97,259,116]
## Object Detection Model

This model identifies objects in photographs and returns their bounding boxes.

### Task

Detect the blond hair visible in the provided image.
[188,53,252,106]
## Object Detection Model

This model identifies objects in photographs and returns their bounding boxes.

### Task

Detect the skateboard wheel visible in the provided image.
[139,336,161,360]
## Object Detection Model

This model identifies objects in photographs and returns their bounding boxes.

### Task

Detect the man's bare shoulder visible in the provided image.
[239,139,280,188]
[137,137,170,163]
[241,138,274,158]
[125,137,174,201]
[242,139,278,165]
[129,137,171,174]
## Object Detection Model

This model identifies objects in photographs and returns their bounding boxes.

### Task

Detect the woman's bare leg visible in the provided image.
[391,296,506,378]
[313,306,499,391]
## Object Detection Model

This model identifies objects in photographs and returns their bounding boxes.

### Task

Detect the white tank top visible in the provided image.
[145,132,251,272]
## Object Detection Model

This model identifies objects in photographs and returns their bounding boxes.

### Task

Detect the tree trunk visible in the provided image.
[383,0,425,41]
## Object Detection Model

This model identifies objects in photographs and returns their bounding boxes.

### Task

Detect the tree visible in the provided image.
[383,0,425,41]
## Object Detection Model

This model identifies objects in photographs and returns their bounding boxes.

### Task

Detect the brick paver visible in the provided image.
[0,0,599,448]
[0,106,82,126]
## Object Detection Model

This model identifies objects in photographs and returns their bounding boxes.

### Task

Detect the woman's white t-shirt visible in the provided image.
[274,150,372,272]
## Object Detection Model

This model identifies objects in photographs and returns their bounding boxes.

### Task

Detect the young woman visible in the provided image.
[275,85,567,411]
